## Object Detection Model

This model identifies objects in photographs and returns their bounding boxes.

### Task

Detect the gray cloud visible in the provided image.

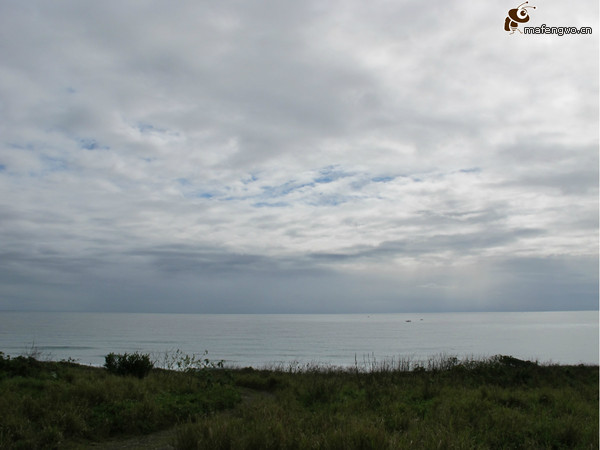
[0,0,597,313]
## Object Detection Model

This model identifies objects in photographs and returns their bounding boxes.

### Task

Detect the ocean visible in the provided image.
[0,311,597,368]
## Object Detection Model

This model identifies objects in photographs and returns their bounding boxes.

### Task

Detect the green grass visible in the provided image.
[0,352,239,449]
[0,352,597,449]
[180,357,597,450]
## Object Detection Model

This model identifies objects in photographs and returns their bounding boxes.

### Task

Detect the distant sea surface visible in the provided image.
[0,311,597,367]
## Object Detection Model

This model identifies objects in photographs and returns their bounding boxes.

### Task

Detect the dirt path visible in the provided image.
[85,428,177,450]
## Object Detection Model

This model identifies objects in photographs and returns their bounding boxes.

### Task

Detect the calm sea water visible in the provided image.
[0,311,597,367]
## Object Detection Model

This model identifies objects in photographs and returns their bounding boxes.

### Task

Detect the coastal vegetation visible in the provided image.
[0,351,597,449]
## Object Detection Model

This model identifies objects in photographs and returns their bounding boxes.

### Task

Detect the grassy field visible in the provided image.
[0,352,597,449]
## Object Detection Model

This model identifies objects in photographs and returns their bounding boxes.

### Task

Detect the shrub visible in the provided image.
[0,352,44,378]
[104,352,153,379]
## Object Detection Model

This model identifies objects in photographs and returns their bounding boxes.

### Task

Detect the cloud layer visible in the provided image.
[0,0,598,312]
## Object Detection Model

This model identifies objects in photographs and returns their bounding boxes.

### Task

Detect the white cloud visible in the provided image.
[0,0,597,312]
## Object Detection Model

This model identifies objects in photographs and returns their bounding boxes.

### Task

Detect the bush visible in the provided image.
[104,352,153,378]
[0,352,44,378]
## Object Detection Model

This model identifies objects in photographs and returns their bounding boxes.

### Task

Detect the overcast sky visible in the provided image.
[0,0,598,313]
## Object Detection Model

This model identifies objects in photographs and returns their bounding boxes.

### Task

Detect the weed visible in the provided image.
[1,353,597,449]
[104,352,154,378]
[174,355,599,450]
